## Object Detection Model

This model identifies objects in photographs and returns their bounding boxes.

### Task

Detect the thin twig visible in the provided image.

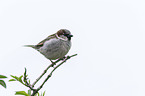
[31,59,62,87]
[31,54,77,96]
[24,68,35,91]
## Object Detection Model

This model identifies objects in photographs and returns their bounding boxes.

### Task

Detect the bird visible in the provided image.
[24,29,73,63]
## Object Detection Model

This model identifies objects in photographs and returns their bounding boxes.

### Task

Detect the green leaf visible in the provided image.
[10,75,19,81]
[0,80,6,88]
[28,90,31,95]
[15,91,29,96]
[0,75,7,79]
[10,75,25,85]
[41,93,42,96]
[9,79,16,82]
[18,75,23,83]
[28,80,30,84]
[24,68,27,77]
[37,93,39,96]
[19,75,23,80]
[43,91,45,96]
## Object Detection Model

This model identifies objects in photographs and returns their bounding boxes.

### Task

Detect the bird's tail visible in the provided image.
[24,45,35,48]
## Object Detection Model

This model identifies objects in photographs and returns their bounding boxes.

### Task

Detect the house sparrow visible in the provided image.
[25,29,73,62]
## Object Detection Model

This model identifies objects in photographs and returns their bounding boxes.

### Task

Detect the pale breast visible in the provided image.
[38,38,71,60]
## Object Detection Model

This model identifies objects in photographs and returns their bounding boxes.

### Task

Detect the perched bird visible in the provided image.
[25,29,73,63]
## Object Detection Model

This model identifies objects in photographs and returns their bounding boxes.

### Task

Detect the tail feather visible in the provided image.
[24,45,35,48]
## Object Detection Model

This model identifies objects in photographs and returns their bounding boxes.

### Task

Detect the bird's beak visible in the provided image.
[67,34,73,40]
[68,34,73,37]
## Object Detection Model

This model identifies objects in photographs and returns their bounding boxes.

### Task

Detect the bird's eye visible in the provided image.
[63,33,68,36]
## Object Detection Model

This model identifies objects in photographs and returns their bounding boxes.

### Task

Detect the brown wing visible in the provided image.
[34,33,57,49]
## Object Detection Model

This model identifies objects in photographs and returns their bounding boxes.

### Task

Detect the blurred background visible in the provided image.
[0,0,145,96]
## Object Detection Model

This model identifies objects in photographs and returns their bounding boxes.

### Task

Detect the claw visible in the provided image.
[60,56,66,60]
[50,60,55,67]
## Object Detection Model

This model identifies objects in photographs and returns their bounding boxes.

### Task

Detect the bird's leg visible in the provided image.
[50,60,55,67]
[60,56,67,61]
[49,57,66,67]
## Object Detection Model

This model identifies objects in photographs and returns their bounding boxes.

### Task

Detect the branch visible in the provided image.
[31,54,77,96]
[24,68,35,91]
[32,59,61,88]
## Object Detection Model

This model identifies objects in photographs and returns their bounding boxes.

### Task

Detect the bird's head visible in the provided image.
[56,29,73,41]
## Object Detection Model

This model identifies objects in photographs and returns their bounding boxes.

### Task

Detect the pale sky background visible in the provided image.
[0,0,145,96]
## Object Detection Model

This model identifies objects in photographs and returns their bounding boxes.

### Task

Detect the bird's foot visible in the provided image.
[50,60,55,67]
[60,56,66,60]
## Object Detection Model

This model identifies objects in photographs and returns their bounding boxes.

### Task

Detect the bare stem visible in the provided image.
[31,59,61,87]
[31,54,77,96]
[24,68,35,91]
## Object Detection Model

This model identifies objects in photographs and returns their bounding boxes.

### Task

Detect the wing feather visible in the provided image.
[35,34,57,49]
